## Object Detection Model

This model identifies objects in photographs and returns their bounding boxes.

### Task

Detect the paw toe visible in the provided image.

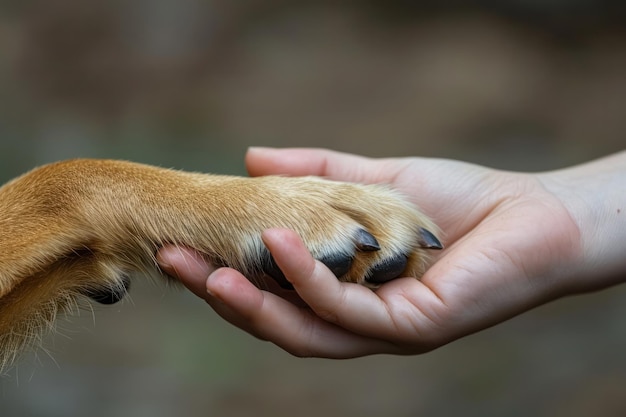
[263,251,354,290]
[319,253,353,278]
[364,253,408,284]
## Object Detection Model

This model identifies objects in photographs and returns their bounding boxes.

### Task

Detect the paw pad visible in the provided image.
[82,274,131,304]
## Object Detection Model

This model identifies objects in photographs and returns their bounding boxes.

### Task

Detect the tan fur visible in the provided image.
[0,159,439,371]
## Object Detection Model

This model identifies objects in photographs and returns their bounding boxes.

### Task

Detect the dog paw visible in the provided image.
[232,176,443,288]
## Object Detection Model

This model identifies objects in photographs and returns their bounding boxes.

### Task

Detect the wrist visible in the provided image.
[538,151,626,291]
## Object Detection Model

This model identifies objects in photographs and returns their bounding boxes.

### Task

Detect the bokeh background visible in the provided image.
[1,1,625,416]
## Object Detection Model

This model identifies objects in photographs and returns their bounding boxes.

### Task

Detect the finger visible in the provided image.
[156,244,399,356]
[203,268,272,336]
[205,267,395,358]
[261,228,408,341]
[156,246,215,300]
[245,147,408,184]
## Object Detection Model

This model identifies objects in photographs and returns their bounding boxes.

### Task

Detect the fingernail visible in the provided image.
[248,146,275,154]
[206,269,230,301]
[205,274,218,299]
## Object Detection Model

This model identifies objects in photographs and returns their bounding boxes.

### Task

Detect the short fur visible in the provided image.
[0,159,439,371]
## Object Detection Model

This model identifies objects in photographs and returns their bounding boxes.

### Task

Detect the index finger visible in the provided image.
[245,147,409,185]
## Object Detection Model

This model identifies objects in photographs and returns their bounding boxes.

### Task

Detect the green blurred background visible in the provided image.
[1,1,625,416]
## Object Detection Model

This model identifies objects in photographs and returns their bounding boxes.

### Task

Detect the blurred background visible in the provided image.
[1,1,625,416]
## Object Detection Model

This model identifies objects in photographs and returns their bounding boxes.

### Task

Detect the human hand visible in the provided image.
[157,148,625,357]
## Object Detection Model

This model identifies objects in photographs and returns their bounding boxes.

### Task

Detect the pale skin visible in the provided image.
[158,147,626,358]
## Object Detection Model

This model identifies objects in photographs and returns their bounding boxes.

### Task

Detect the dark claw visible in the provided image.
[354,228,380,252]
[83,274,131,305]
[365,253,408,284]
[417,227,443,250]
[264,252,354,290]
